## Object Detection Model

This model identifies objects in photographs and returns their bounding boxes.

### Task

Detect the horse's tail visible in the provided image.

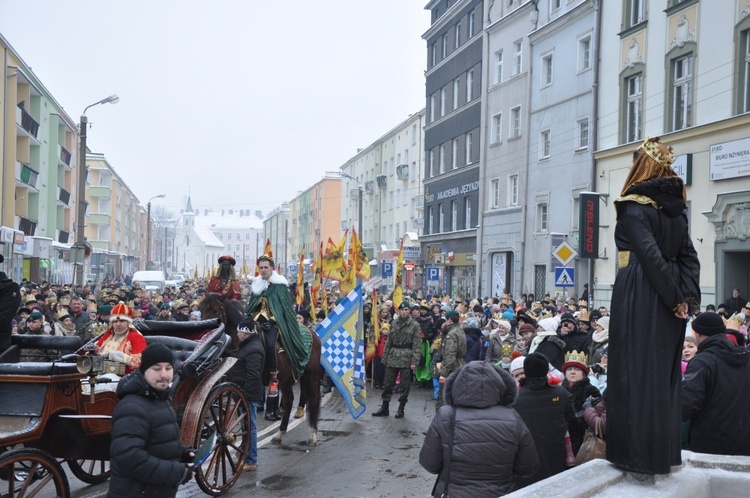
[305,333,322,430]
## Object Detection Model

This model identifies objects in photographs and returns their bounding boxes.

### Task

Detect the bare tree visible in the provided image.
[151,206,178,273]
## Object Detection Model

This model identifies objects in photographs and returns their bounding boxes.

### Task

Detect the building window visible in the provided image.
[451,201,458,231]
[491,113,502,144]
[579,36,591,71]
[540,130,551,159]
[736,25,750,114]
[466,70,474,101]
[465,131,473,164]
[452,139,459,169]
[670,53,694,131]
[510,106,521,139]
[577,119,589,149]
[429,148,436,177]
[427,206,433,235]
[453,78,460,109]
[439,204,445,233]
[626,0,645,29]
[442,34,448,58]
[508,174,519,206]
[491,179,500,209]
[440,88,447,116]
[513,40,523,76]
[624,72,643,142]
[541,53,554,87]
[495,51,503,84]
[469,10,475,37]
[246,233,250,240]
[551,0,562,12]
[464,197,472,229]
[431,44,437,67]
[455,22,461,49]
[439,144,446,174]
[430,93,436,122]
[412,124,417,145]
[536,203,548,232]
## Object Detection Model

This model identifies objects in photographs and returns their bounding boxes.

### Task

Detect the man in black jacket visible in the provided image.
[682,312,750,456]
[230,317,265,472]
[0,255,21,353]
[108,344,194,498]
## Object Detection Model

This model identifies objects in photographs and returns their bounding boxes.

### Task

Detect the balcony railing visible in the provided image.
[89,186,112,198]
[349,188,360,199]
[16,104,39,139]
[57,187,71,206]
[57,229,70,244]
[58,144,72,167]
[376,175,387,188]
[89,213,111,225]
[341,220,349,230]
[18,216,37,236]
[16,161,39,189]
[396,164,409,180]
[364,181,375,194]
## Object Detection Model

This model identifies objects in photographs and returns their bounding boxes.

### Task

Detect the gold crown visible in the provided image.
[724,313,745,332]
[564,350,589,366]
[640,136,675,166]
[578,299,588,308]
[579,309,590,322]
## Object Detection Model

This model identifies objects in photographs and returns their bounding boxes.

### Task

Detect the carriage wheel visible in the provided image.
[67,458,111,484]
[194,382,250,496]
[0,448,70,498]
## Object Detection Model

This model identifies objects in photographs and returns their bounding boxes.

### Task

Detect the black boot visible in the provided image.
[394,401,406,419]
[265,397,281,421]
[372,401,390,417]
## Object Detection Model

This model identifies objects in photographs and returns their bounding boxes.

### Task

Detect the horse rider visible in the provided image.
[207,255,242,301]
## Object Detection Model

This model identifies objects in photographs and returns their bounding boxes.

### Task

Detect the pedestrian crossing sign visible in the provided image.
[555,267,575,287]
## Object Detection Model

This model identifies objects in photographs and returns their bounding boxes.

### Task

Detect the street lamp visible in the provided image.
[146,194,166,270]
[340,170,363,241]
[74,94,119,287]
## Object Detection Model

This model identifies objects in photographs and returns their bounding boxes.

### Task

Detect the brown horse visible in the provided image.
[198,293,322,445]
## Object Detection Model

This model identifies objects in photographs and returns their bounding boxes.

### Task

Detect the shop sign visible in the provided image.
[710,138,750,180]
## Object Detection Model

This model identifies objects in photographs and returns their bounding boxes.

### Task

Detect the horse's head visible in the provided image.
[198,293,225,321]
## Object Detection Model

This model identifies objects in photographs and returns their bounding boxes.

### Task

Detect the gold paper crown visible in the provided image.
[640,137,675,166]
[724,314,745,332]
[502,343,513,357]
[564,350,589,366]
[539,308,554,320]
[579,309,590,322]
[578,299,588,308]
[743,302,750,312]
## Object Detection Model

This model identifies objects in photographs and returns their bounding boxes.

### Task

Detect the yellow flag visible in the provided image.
[311,241,324,304]
[339,260,357,295]
[350,228,370,280]
[323,231,348,281]
[392,237,404,309]
[295,245,305,307]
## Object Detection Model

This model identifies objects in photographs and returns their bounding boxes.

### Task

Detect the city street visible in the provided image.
[70,382,437,497]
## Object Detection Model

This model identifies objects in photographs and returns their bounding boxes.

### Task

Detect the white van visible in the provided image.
[132,270,166,293]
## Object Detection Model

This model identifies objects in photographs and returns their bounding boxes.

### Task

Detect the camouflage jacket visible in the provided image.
[440,323,467,378]
[382,315,421,369]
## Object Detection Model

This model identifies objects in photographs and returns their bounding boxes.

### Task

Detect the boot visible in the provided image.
[372,401,390,417]
[265,397,281,421]
[394,401,406,419]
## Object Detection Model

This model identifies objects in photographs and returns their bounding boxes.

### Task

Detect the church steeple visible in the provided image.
[185,190,193,214]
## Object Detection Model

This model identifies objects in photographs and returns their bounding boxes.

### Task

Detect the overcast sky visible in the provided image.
[0,1,429,217]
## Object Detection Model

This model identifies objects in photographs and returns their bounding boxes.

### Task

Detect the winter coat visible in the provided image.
[440,324,466,379]
[107,371,190,498]
[420,362,539,498]
[682,334,750,456]
[608,177,700,474]
[513,377,576,489]
[382,315,421,368]
[463,327,482,363]
[229,332,265,403]
[0,272,21,352]
[417,314,436,341]
[563,377,601,455]
[533,334,566,371]
[583,397,607,437]
[485,332,514,365]
[562,328,592,356]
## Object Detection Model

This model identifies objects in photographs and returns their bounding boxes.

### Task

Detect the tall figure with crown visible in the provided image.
[207,255,242,301]
[607,137,700,475]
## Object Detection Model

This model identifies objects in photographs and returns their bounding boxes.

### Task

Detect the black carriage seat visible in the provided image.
[0,361,80,376]
[0,336,84,375]
[143,336,197,374]
[134,318,221,336]
[145,324,229,379]
[10,335,82,355]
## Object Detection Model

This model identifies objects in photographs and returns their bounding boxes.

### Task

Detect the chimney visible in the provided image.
[239,210,243,217]
[229,209,233,215]
[255,210,262,218]
[221,209,225,216]
[204,209,208,216]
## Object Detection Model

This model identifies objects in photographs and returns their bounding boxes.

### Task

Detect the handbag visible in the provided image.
[575,418,606,465]
[431,407,457,498]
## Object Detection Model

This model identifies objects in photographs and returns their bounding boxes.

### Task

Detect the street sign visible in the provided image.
[381,262,393,277]
[363,276,383,292]
[552,240,577,266]
[426,267,440,281]
[555,267,575,287]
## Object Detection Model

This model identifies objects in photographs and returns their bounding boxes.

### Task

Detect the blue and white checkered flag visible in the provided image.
[315,285,366,419]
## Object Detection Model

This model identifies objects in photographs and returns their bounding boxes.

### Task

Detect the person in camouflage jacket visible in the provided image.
[436,310,467,410]
[372,301,422,419]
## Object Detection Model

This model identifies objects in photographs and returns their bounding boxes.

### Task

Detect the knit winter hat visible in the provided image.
[518,323,536,336]
[29,311,44,321]
[597,316,610,330]
[139,343,175,373]
[510,356,525,375]
[691,312,726,337]
[524,352,549,378]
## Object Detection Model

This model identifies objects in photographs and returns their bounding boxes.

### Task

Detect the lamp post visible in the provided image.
[74,94,119,287]
[340,171,363,241]
[146,194,165,270]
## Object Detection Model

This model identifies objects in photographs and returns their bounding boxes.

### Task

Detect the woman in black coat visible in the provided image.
[561,356,601,456]
[419,361,539,497]
[607,138,700,475]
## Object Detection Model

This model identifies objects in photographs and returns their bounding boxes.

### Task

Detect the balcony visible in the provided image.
[17,216,37,236]
[15,161,39,190]
[57,144,72,168]
[57,229,70,244]
[364,181,375,194]
[341,220,349,230]
[376,175,387,188]
[89,213,111,225]
[57,186,71,206]
[89,185,112,198]
[16,105,40,141]
[396,164,409,180]
[349,188,361,199]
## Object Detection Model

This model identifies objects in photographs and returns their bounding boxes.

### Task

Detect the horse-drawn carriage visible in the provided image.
[0,318,250,497]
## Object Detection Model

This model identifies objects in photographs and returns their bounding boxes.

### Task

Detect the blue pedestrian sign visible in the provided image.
[555,267,575,287]
[381,262,393,277]
[426,267,440,281]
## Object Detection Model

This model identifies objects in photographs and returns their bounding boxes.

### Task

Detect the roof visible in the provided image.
[194,212,263,231]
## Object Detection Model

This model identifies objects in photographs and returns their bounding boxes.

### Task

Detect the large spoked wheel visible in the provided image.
[194,382,250,496]
[67,458,111,484]
[0,448,70,498]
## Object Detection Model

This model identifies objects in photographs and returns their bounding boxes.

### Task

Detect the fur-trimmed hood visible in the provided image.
[250,271,289,296]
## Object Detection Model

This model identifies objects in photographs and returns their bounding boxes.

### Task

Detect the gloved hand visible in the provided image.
[108,350,126,363]
[582,395,594,411]
[182,447,196,463]
[179,464,195,485]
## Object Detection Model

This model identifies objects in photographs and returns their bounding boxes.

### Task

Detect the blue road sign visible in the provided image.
[427,267,440,281]
[554,267,575,287]
[381,262,393,277]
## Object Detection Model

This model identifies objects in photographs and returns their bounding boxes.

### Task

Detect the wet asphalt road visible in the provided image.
[71,381,438,497]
